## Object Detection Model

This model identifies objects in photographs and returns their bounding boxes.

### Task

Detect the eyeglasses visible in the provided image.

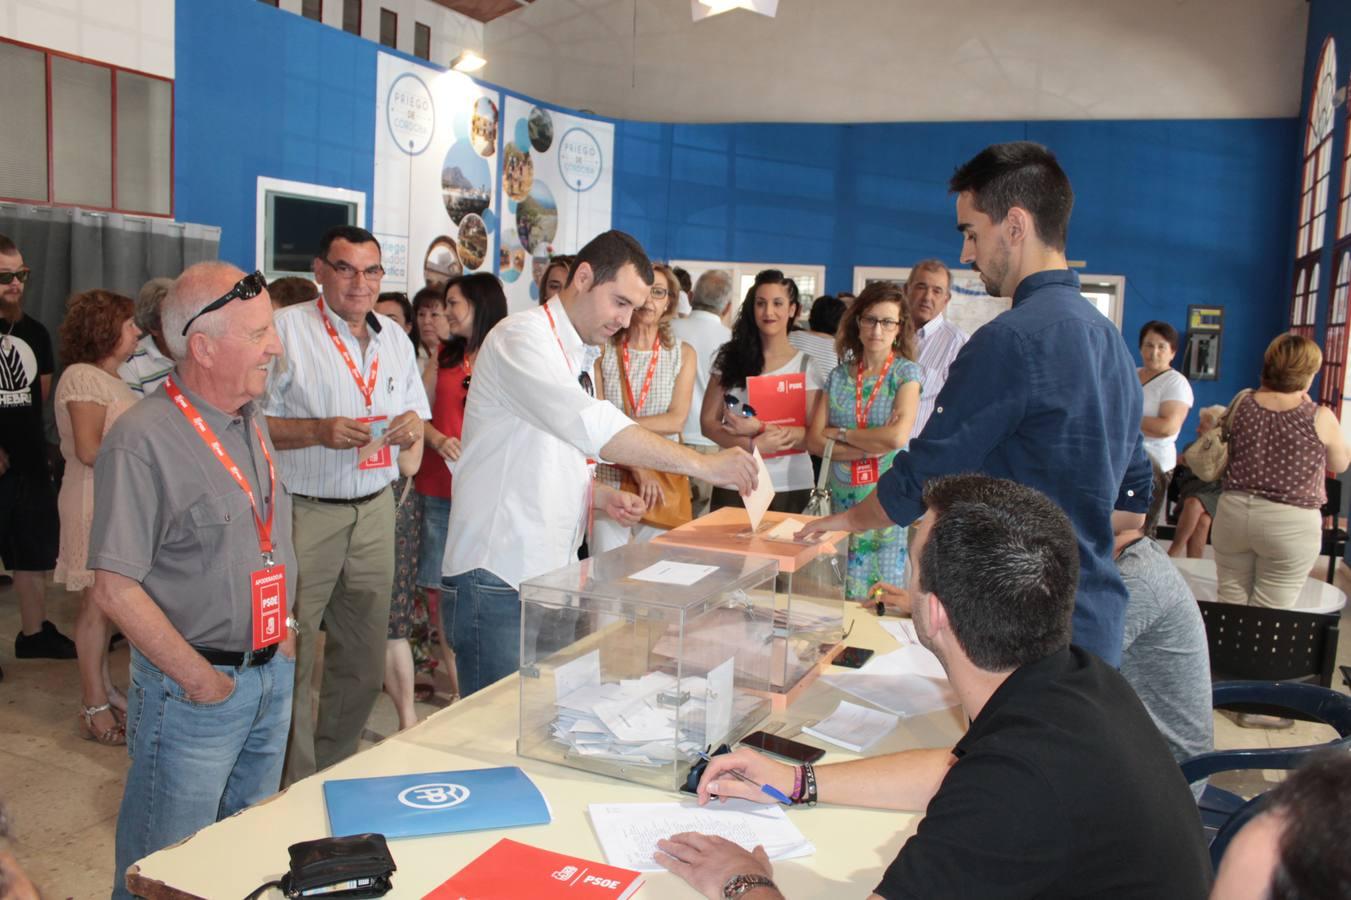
[180,270,267,336]
[723,394,757,418]
[0,268,31,286]
[579,371,595,397]
[650,287,669,300]
[320,258,386,282]
[860,315,900,331]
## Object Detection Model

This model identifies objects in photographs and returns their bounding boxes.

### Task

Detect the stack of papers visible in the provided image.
[801,700,899,752]
[878,618,918,645]
[589,799,815,872]
[822,644,959,718]
[550,652,753,767]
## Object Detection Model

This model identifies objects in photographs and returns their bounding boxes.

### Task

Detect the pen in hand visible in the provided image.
[697,750,792,805]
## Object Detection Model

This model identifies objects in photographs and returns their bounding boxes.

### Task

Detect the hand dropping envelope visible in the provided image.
[741,446,775,530]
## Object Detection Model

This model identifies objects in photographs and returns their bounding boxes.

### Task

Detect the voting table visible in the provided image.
[127,606,964,899]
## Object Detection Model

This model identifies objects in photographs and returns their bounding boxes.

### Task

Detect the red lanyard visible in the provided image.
[855,351,895,428]
[318,297,379,411]
[621,336,661,414]
[542,303,576,375]
[164,376,277,562]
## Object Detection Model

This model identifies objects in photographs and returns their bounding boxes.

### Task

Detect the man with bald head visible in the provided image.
[88,263,297,899]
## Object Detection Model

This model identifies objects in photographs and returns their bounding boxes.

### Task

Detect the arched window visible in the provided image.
[1291,38,1337,338]
[1319,250,1351,408]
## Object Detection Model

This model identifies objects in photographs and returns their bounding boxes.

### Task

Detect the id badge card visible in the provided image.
[356,415,392,470]
[851,457,879,486]
[250,566,287,650]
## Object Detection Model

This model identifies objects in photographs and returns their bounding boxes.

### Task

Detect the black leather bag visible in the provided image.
[273,833,396,899]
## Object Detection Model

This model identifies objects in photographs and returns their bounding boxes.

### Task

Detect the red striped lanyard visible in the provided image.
[855,351,895,428]
[318,297,379,411]
[621,336,661,414]
[543,303,576,375]
[164,376,277,563]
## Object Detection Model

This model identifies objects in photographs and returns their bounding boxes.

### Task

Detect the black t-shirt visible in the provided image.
[875,647,1211,900]
[0,314,54,471]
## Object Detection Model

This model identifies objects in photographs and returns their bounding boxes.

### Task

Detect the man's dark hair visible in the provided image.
[807,295,845,335]
[269,276,319,309]
[317,225,381,259]
[1139,320,1180,353]
[672,266,693,294]
[948,141,1074,251]
[1266,749,1351,900]
[919,475,1079,671]
[0,234,16,256]
[567,230,653,290]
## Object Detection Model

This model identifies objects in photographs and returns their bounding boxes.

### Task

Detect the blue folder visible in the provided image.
[323,766,551,839]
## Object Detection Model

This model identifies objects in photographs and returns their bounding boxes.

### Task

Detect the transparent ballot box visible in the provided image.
[653,507,849,698]
[517,543,777,792]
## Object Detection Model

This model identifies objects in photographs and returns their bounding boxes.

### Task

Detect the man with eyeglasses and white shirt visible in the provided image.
[263,225,430,784]
[442,231,759,697]
[905,260,968,436]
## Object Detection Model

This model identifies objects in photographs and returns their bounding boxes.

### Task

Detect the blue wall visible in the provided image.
[614,117,1299,427]
[176,0,1299,433]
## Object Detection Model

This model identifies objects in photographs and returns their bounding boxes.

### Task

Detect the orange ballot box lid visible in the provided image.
[653,507,848,574]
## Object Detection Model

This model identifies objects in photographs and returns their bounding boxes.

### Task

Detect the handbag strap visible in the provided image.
[815,438,836,492]
[1220,389,1253,443]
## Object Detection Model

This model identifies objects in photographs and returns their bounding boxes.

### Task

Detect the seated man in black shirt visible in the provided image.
[659,474,1211,900]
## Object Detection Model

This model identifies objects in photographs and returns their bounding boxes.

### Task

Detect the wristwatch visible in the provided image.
[722,873,777,898]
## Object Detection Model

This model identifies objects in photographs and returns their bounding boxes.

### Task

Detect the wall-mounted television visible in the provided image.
[256,177,366,281]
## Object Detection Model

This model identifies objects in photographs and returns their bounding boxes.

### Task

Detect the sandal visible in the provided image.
[106,686,128,720]
[80,703,126,745]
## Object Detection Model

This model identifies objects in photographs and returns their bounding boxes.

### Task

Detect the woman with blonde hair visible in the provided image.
[806,282,921,601]
[591,263,696,551]
[1167,404,1228,558]
[1211,334,1351,607]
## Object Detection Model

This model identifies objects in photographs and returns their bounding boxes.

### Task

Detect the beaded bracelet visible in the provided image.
[802,761,818,807]
[791,766,803,804]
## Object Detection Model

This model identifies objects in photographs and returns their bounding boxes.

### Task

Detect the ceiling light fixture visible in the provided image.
[450,50,487,73]
[691,0,778,22]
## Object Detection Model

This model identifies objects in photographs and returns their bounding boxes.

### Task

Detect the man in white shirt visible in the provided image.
[671,269,735,518]
[262,225,430,783]
[443,231,758,696]
[117,277,175,397]
[907,259,968,435]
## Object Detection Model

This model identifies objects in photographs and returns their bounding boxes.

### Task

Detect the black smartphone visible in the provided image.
[741,730,825,764]
[834,646,875,669]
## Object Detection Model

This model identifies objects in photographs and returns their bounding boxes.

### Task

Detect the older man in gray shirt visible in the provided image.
[90,262,296,900]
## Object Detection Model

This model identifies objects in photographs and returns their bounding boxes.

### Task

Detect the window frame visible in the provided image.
[379,8,398,49]
[414,22,431,60]
[0,35,174,218]
[342,0,362,35]
[302,0,324,21]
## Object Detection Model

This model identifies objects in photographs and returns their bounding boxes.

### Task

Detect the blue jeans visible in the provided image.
[441,569,583,698]
[113,647,294,899]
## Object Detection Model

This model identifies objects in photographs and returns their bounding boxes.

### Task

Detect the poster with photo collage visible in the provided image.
[497,95,614,312]
[372,54,501,295]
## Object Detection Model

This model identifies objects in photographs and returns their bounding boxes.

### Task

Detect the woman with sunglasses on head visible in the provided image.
[591,263,697,552]
[700,270,826,511]
[806,282,921,603]
[53,290,140,744]
[417,274,509,693]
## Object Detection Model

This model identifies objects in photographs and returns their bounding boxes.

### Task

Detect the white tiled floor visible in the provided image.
[2,561,1349,898]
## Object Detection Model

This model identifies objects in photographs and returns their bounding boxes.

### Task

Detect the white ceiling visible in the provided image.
[483,0,1310,123]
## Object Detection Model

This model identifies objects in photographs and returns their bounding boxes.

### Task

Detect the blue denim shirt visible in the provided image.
[877,269,1151,666]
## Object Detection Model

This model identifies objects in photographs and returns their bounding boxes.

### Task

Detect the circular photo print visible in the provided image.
[503,142,534,202]
[516,181,558,253]
[528,106,554,153]
[457,213,488,271]
[498,237,527,283]
[470,96,498,157]
[423,236,463,289]
[441,139,491,225]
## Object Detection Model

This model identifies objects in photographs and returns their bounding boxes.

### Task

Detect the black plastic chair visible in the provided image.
[1181,681,1351,869]
[1199,600,1340,690]
[1322,476,1347,584]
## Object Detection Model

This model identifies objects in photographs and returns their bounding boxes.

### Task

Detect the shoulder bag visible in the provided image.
[1184,388,1252,482]
[801,437,837,517]
[615,344,694,529]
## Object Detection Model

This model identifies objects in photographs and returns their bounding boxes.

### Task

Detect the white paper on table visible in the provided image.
[589,799,815,872]
[554,649,601,703]
[741,447,775,530]
[704,656,735,747]
[861,644,947,680]
[629,561,720,586]
[801,700,899,752]
[822,645,958,718]
[878,618,919,645]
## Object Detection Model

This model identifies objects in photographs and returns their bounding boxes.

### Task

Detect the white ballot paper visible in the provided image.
[589,799,815,872]
[801,700,899,752]
[822,644,959,718]
[878,618,918,645]
[629,561,720,586]
[741,447,775,530]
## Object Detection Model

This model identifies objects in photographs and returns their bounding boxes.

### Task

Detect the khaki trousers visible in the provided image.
[1211,491,1321,609]
[283,488,395,785]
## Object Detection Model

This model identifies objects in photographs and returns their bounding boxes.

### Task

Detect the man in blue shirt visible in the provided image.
[804,141,1150,665]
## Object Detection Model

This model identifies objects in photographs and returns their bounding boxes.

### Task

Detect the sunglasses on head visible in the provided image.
[579,371,594,397]
[0,268,31,286]
[180,271,267,336]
